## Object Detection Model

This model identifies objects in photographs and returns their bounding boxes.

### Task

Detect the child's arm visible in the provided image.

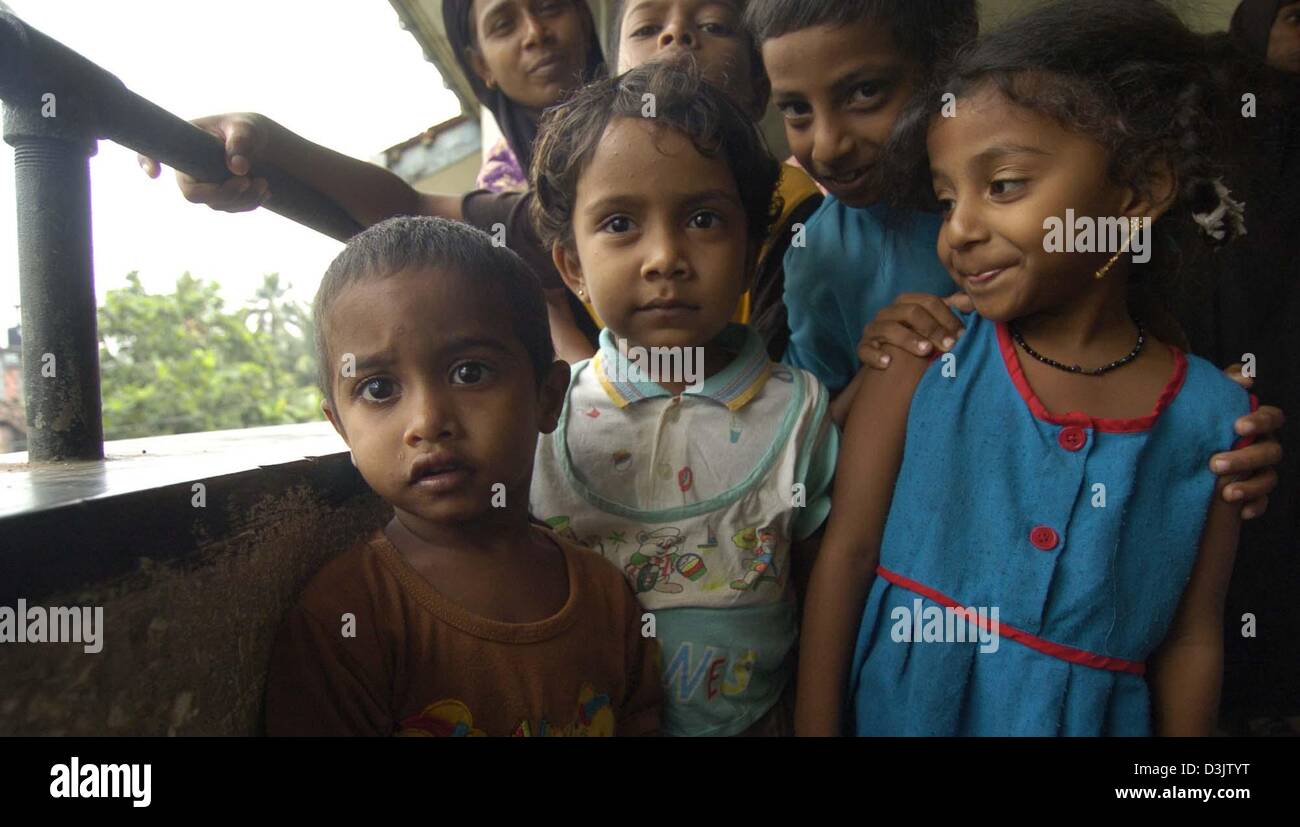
[140,112,462,228]
[545,289,597,364]
[795,347,929,736]
[1146,479,1242,736]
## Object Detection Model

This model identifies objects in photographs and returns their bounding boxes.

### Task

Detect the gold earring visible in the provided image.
[1095,217,1142,279]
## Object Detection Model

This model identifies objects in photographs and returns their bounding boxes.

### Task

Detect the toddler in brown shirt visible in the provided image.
[265,217,662,736]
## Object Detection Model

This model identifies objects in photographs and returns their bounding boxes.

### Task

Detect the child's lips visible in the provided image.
[959,264,1014,287]
[637,299,699,315]
[408,454,473,492]
[817,164,873,193]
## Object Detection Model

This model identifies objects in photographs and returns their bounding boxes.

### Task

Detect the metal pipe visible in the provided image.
[0,11,363,242]
[0,11,368,459]
[3,98,103,461]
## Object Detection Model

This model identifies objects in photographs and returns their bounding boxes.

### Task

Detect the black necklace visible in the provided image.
[1009,320,1145,376]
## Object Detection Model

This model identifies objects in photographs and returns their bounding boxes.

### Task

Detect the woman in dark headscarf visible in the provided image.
[443,0,605,191]
[1178,0,1300,735]
[1231,0,1300,73]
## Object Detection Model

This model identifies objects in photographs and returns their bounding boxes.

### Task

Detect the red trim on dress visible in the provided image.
[1231,394,1261,451]
[876,565,1146,676]
[996,321,1187,433]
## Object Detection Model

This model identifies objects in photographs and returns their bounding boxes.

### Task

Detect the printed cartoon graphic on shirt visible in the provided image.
[396,684,615,737]
[730,525,781,591]
[543,515,605,555]
[396,699,486,737]
[697,521,719,551]
[626,527,706,594]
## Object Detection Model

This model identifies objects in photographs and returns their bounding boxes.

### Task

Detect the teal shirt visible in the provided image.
[782,197,955,393]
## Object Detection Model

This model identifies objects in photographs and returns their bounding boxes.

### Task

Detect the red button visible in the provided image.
[1030,525,1059,551]
[1058,426,1086,452]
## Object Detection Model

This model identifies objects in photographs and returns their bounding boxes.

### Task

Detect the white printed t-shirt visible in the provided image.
[531,324,838,736]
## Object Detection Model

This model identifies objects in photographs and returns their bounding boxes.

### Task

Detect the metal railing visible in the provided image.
[0,11,363,462]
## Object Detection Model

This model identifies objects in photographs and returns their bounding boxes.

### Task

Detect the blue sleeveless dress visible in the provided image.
[850,312,1254,736]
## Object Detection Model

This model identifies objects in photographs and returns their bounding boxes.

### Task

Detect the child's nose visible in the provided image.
[403,387,459,446]
[810,113,854,169]
[658,20,696,51]
[945,198,990,248]
[640,226,690,280]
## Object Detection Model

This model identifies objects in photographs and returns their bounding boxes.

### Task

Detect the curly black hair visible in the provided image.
[529,58,782,253]
[887,0,1243,242]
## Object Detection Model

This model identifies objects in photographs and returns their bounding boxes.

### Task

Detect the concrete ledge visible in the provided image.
[0,422,388,735]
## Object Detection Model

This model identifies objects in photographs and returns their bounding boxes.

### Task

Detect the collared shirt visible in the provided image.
[530,323,838,736]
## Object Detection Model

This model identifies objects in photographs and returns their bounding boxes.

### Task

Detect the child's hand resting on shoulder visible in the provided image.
[856,291,974,368]
[138,112,272,212]
[1214,363,1285,521]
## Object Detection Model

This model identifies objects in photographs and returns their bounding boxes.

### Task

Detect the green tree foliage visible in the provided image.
[98,271,322,439]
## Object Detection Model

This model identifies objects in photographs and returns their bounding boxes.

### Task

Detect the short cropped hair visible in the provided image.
[530,59,781,252]
[743,0,979,80]
[312,216,554,404]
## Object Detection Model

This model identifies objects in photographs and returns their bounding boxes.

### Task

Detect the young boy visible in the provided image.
[265,217,662,736]
[526,61,838,736]
[742,0,979,412]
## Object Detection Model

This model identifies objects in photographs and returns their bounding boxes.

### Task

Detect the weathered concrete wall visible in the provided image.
[0,460,387,736]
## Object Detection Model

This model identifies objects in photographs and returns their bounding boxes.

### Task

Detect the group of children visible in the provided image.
[151,0,1289,736]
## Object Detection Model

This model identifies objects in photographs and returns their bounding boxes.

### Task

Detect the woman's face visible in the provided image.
[468,0,592,110]
[1267,1,1300,74]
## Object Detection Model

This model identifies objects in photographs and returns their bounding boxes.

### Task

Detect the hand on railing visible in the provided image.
[138,113,271,212]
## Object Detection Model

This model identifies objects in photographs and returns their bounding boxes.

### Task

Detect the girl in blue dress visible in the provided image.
[796,0,1258,736]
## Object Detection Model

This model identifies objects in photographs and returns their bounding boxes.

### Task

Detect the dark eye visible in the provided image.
[850,82,885,106]
[700,21,734,36]
[777,101,812,121]
[450,362,490,385]
[689,210,721,229]
[989,179,1026,198]
[629,23,660,38]
[602,215,634,234]
[358,377,396,402]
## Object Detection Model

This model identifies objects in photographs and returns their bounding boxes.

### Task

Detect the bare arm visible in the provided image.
[545,289,597,364]
[1147,478,1241,736]
[141,113,463,227]
[795,346,928,735]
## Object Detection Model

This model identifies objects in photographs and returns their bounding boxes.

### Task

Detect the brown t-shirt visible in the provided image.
[265,525,662,736]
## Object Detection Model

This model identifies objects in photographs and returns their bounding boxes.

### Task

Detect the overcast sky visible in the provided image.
[0,0,462,335]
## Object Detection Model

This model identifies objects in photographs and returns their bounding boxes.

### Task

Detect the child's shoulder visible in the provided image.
[292,527,396,622]
[540,527,642,612]
[1171,347,1254,424]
